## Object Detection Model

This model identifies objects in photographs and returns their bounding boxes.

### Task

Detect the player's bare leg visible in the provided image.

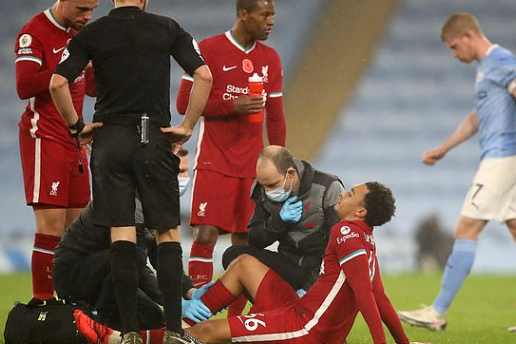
[185,318,231,344]
[217,254,268,298]
[505,218,516,243]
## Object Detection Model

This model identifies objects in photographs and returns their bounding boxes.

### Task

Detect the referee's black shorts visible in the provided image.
[91,123,180,230]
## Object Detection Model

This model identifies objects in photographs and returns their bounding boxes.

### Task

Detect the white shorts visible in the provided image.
[461,155,516,222]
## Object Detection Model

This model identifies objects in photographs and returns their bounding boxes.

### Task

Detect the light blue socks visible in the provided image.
[432,239,476,314]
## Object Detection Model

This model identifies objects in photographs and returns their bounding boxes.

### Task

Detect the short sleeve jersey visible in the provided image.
[55,7,205,125]
[186,31,283,177]
[15,9,86,149]
[296,220,378,344]
[475,45,516,159]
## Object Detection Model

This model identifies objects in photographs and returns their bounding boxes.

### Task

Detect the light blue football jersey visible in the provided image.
[475,45,516,159]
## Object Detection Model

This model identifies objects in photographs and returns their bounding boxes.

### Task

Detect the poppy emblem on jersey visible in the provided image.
[242,59,254,73]
[340,226,351,235]
[19,34,32,48]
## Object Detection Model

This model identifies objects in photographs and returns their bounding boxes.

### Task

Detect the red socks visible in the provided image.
[201,279,236,314]
[141,329,165,344]
[32,233,60,300]
[188,242,214,287]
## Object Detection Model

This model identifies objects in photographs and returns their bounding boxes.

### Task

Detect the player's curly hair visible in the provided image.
[362,182,396,227]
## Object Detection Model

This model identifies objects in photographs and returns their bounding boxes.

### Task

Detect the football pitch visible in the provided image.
[0,273,515,344]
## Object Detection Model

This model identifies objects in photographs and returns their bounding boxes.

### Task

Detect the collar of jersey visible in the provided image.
[44,8,70,32]
[225,30,256,54]
[485,44,499,57]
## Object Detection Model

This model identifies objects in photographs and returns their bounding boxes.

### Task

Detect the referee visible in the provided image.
[49,0,212,343]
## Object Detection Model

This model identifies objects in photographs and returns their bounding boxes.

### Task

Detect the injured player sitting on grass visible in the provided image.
[74,181,432,344]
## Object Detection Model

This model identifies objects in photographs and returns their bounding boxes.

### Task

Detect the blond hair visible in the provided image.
[441,13,482,41]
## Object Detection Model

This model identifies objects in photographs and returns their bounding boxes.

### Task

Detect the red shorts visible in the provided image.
[190,169,255,233]
[19,131,90,208]
[228,270,320,344]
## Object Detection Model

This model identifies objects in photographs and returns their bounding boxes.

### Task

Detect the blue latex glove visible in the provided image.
[279,196,303,223]
[191,281,215,300]
[296,289,307,298]
[182,299,212,323]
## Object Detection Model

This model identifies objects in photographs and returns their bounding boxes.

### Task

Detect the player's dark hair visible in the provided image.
[260,146,298,175]
[362,182,396,227]
[236,0,272,15]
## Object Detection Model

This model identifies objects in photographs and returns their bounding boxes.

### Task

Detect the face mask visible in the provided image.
[266,172,293,202]
[178,176,190,197]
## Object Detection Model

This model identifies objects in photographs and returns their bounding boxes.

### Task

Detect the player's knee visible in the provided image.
[231,254,260,273]
[453,216,484,240]
[192,225,219,245]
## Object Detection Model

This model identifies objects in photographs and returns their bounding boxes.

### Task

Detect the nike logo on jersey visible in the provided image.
[53,47,65,54]
[223,65,237,72]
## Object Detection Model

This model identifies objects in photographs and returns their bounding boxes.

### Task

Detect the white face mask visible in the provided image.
[265,172,293,202]
[178,176,190,197]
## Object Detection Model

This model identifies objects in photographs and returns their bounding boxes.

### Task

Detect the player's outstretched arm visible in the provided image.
[422,110,478,165]
[341,255,387,344]
[371,261,409,344]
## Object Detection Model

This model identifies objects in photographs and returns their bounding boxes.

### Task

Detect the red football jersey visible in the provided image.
[15,9,86,150]
[297,220,389,344]
[178,31,285,178]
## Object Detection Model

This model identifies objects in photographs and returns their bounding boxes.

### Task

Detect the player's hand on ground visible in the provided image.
[78,122,103,145]
[191,281,215,300]
[233,95,265,114]
[161,125,193,144]
[422,148,446,165]
[279,196,303,223]
[181,299,212,323]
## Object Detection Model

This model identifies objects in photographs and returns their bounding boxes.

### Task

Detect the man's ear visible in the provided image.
[355,206,367,220]
[238,9,249,21]
[463,30,475,40]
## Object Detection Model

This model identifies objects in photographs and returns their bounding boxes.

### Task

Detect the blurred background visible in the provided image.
[1,0,516,275]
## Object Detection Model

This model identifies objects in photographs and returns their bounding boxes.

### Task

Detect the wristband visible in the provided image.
[68,118,85,134]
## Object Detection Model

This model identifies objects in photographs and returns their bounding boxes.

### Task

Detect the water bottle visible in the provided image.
[248,73,264,123]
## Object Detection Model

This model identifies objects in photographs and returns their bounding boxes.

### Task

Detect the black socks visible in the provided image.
[157,241,183,334]
[111,240,139,333]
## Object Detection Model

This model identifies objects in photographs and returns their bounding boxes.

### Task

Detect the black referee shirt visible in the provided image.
[55,6,205,126]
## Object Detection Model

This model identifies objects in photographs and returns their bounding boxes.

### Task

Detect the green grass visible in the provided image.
[0,273,515,343]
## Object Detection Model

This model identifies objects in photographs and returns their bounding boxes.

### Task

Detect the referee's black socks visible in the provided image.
[157,241,184,335]
[111,240,139,333]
